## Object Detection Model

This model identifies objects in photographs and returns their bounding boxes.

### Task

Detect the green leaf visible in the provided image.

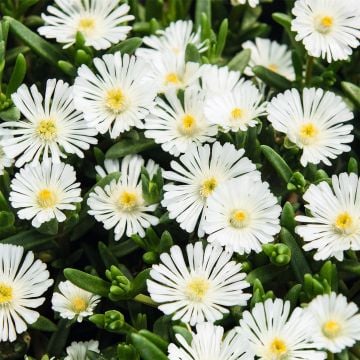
[98,241,120,269]
[6,53,26,96]
[0,211,14,227]
[106,137,157,159]
[227,48,251,73]
[138,330,169,353]
[37,218,58,236]
[47,319,71,357]
[108,37,143,55]
[58,60,76,77]
[131,333,168,360]
[29,315,57,332]
[64,268,111,297]
[341,81,360,109]
[247,264,286,285]
[280,228,311,282]
[185,43,201,63]
[280,202,296,233]
[253,65,292,90]
[1,229,54,250]
[131,269,150,296]
[348,157,358,174]
[261,145,293,183]
[215,18,228,58]
[0,106,20,121]
[4,16,64,67]
[195,0,211,30]
[173,325,192,345]
[145,0,164,21]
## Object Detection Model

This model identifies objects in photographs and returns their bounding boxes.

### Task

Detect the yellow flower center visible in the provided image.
[71,296,88,313]
[178,114,197,135]
[117,190,140,211]
[298,122,319,145]
[0,283,13,305]
[230,209,249,229]
[37,119,57,141]
[199,177,218,198]
[37,188,58,208]
[315,15,334,34]
[185,277,209,302]
[78,17,96,35]
[165,73,181,85]
[322,320,341,338]
[268,63,278,72]
[334,212,354,234]
[230,107,244,120]
[269,338,288,359]
[105,88,127,114]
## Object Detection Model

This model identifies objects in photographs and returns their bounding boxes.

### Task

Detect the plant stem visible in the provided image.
[327,352,334,360]
[134,294,158,308]
[305,55,314,87]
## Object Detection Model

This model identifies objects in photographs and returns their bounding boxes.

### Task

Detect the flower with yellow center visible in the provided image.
[77,17,96,36]
[229,209,249,229]
[185,277,210,302]
[0,283,13,305]
[298,122,319,145]
[105,88,127,114]
[117,190,141,212]
[37,119,58,141]
[334,212,355,235]
[230,107,244,121]
[322,320,341,339]
[269,338,288,359]
[37,188,58,209]
[268,63,279,72]
[165,72,181,85]
[178,114,198,136]
[314,15,334,34]
[200,177,218,198]
[71,297,88,313]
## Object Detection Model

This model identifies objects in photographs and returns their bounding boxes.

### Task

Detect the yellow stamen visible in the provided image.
[334,212,354,234]
[71,296,88,313]
[230,209,249,229]
[268,63,278,72]
[315,15,334,34]
[37,119,57,141]
[231,107,244,120]
[269,338,287,359]
[78,17,96,35]
[299,122,319,145]
[322,320,341,338]
[37,189,58,208]
[200,177,218,198]
[0,283,13,304]
[165,73,181,85]
[185,277,209,302]
[105,88,126,113]
[179,114,197,135]
[117,191,139,211]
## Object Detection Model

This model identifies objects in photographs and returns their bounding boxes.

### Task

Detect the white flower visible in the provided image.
[230,0,259,7]
[136,20,207,60]
[204,81,267,132]
[291,0,360,62]
[267,88,353,167]
[51,280,100,322]
[38,0,134,50]
[88,155,159,240]
[204,177,281,254]
[200,64,242,97]
[0,135,13,175]
[74,52,157,139]
[0,244,53,342]
[305,292,360,353]
[168,322,252,360]
[162,141,259,236]
[242,38,295,80]
[9,159,82,228]
[238,298,327,360]
[145,87,217,156]
[0,79,97,167]
[295,173,360,261]
[65,340,100,360]
[148,241,250,326]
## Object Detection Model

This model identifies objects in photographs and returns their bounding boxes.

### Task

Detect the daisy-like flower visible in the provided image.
[230,0,259,7]
[0,135,13,175]
[136,20,207,60]
[305,292,360,353]
[204,81,267,132]
[74,52,157,139]
[242,38,295,80]
[168,322,252,360]
[0,79,97,167]
[267,88,353,167]
[0,244,53,342]
[162,141,259,236]
[9,159,82,228]
[291,0,360,62]
[295,172,360,261]
[51,280,100,322]
[147,242,251,326]
[145,87,217,156]
[65,340,100,360]
[38,0,134,50]
[204,177,281,254]
[88,155,159,240]
[238,298,327,360]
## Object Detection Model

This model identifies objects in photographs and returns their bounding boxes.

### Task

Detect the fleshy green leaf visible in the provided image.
[253,65,292,90]
[227,48,251,73]
[6,53,26,96]
[106,137,157,159]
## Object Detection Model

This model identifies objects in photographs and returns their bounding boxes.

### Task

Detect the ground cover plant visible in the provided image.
[0,0,360,359]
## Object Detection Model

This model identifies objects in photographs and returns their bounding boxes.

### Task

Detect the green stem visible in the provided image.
[305,56,314,87]
[134,294,158,308]
[327,352,334,360]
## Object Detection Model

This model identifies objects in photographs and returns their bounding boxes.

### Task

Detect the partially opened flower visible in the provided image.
[168,322,252,360]
[296,173,360,261]
[305,292,360,353]
[9,160,82,228]
[238,298,327,360]
[242,38,295,80]
[38,0,134,50]
[0,79,97,167]
[51,281,100,322]
[267,88,353,167]
[204,177,281,254]
[145,87,217,156]
[0,244,53,342]
[162,141,260,236]
[88,155,159,240]
[148,242,251,326]
[65,340,100,360]
[74,52,157,139]
[291,0,360,62]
